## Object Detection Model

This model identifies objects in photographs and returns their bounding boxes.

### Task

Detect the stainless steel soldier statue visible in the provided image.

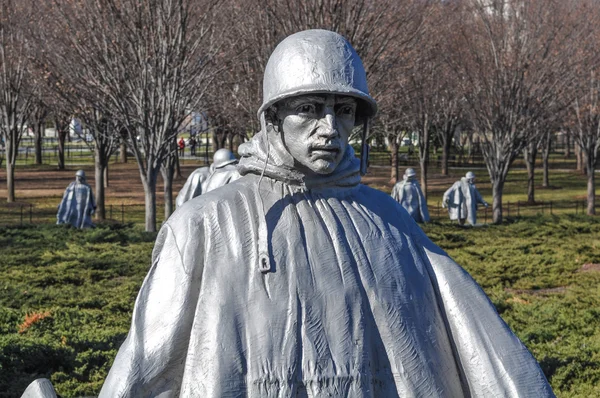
[391,168,430,223]
[443,171,489,225]
[94,30,553,397]
[56,170,96,229]
[175,149,241,208]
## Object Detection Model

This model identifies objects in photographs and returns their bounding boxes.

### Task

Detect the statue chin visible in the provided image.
[303,160,338,175]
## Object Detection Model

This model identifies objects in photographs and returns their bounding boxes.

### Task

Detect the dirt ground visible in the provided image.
[0,161,460,208]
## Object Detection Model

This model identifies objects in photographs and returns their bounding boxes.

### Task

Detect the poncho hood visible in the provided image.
[238,127,361,190]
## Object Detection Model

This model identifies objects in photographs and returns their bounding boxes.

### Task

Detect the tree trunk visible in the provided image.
[587,152,596,216]
[175,151,182,179]
[119,140,127,163]
[524,145,537,203]
[94,152,106,220]
[390,138,399,183]
[419,129,429,201]
[492,178,504,224]
[142,173,158,232]
[162,162,175,220]
[542,135,551,188]
[441,134,452,176]
[5,151,15,203]
[34,122,43,165]
[575,143,584,174]
[104,165,109,188]
[57,130,67,170]
[212,129,219,152]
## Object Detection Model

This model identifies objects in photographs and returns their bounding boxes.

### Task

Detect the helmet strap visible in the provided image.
[360,118,370,176]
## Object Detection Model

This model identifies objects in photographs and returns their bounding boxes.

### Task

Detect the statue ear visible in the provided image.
[264,105,280,133]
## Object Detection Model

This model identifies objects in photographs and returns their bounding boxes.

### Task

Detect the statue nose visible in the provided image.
[318,112,338,138]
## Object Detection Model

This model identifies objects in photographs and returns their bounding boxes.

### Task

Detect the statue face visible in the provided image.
[276,94,356,175]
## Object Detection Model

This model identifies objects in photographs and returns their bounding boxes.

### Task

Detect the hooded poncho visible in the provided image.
[56,179,95,229]
[391,178,430,223]
[175,166,213,208]
[443,177,488,225]
[99,129,553,397]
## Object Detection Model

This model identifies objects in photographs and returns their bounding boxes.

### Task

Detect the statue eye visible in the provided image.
[337,105,356,117]
[296,104,317,114]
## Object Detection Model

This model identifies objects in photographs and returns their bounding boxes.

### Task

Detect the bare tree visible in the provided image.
[0,0,35,202]
[448,0,589,223]
[571,71,600,215]
[50,0,225,231]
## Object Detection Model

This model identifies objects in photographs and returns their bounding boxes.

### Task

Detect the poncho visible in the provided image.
[56,180,95,228]
[443,177,487,225]
[99,130,553,397]
[391,178,430,223]
[175,166,213,208]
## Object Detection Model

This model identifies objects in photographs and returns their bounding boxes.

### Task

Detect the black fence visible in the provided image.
[0,200,595,228]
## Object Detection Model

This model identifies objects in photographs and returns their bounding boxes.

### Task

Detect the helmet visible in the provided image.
[75,170,86,178]
[466,171,475,180]
[212,148,237,169]
[258,29,377,121]
[404,168,416,178]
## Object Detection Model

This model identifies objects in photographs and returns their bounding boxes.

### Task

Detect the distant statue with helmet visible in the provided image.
[443,171,489,225]
[391,168,430,223]
[56,170,96,228]
[175,148,241,208]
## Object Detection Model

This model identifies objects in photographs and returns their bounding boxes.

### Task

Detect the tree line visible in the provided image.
[0,0,599,231]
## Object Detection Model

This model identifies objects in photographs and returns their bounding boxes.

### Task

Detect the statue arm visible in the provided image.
[414,230,555,397]
[475,188,488,207]
[99,222,203,397]
[442,186,453,208]
[391,183,403,202]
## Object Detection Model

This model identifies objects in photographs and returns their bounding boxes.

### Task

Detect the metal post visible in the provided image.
[20,205,23,225]
[550,201,553,215]
[121,203,125,224]
[576,201,578,214]
[507,202,510,218]
[437,201,440,219]
[542,201,544,215]
[484,206,488,224]
[29,204,33,223]
[110,204,113,220]
[517,201,520,217]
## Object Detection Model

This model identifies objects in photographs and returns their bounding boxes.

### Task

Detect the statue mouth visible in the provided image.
[311,144,341,154]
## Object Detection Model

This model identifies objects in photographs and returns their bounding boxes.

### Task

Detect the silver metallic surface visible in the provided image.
[20,379,57,398]
[443,175,489,225]
[258,29,377,119]
[202,163,241,194]
[176,150,240,208]
[56,172,96,228]
[100,30,552,398]
[212,148,238,169]
[175,166,213,208]
[391,170,430,223]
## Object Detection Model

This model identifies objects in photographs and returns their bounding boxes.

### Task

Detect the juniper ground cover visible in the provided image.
[0,216,599,397]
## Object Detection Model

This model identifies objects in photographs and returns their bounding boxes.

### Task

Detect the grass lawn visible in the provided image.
[0,216,599,397]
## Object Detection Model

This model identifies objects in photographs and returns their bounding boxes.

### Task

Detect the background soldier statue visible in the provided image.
[201,148,241,193]
[56,170,96,229]
[391,167,430,223]
[443,171,489,225]
[96,30,552,397]
[175,148,241,208]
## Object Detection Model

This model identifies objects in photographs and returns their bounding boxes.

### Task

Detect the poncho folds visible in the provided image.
[56,180,95,228]
[100,129,554,397]
[391,179,430,223]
